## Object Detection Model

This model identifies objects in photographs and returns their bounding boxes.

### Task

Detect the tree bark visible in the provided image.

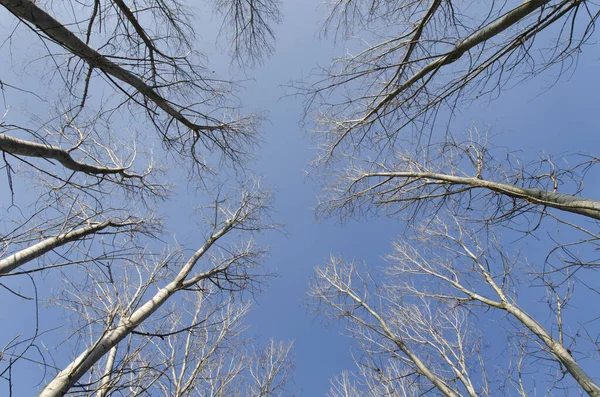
[503,302,600,397]
[38,219,234,396]
[0,220,136,275]
[365,171,600,220]
[0,134,128,175]
[95,346,117,397]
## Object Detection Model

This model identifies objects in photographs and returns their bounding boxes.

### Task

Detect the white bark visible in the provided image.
[355,298,458,397]
[504,302,600,397]
[317,264,459,397]
[38,215,236,396]
[0,220,137,275]
[95,346,117,397]
[453,242,600,397]
[364,171,600,220]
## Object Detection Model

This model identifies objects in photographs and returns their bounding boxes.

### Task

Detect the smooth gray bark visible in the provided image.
[0,220,137,275]
[0,134,130,176]
[365,171,600,220]
[38,218,235,396]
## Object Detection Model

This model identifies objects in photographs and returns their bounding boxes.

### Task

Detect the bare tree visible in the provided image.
[320,132,600,225]
[311,257,484,397]
[312,215,600,395]
[302,1,599,160]
[0,0,288,394]
[32,186,290,396]
[305,1,600,396]
[1,0,280,167]
[0,0,282,280]
[309,130,600,395]
[57,283,294,397]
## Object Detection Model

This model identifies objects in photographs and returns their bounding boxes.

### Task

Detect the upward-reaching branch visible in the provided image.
[39,190,271,396]
[311,259,462,397]
[390,224,600,396]
[0,218,144,275]
[0,0,216,133]
[306,1,593,159]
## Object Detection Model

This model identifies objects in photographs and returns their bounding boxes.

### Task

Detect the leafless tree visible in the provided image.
[0,0,282,275]
[305,1,600,396]
[302,1,599,161]
[311,256,486,397]
[56,281,294,397]
[320,131,600,224]
[1,0,281,167]
[312,213,600,395]
[0,0,287,394]
[26,186,291,396]
[309,129,600,395]
[0,0,282,280]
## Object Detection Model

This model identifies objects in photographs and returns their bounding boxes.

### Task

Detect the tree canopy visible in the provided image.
[1,0,600,396]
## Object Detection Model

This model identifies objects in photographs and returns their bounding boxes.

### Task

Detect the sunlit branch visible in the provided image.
[0,218,143,275]
[357,171,600,220]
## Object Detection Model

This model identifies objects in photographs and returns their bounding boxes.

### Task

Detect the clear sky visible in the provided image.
[1,1,600,396]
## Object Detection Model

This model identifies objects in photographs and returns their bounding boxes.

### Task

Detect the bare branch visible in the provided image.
[0,133,141,178]
[214,0,282,64]
[0,217,144,275]
[39,188,273,396]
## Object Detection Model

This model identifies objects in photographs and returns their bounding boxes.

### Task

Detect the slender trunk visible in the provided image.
[345,289,458,397]
[504,302,600,397]
[38,220,233,396]
[460,245,600,396]
[95,346,117,397]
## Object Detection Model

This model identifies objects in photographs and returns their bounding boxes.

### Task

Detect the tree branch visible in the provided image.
[0,218,142,275]
[0,134,137,177]
[360,171,600,220]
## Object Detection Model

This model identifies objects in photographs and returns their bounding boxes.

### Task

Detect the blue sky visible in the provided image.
[1,0,600,396]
